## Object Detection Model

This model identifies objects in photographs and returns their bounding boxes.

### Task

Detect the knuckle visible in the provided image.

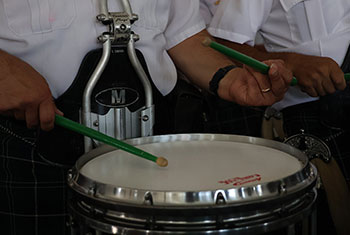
[19,94,37,107]
[40,120,54,131]
[26,116,39,128]
[325,57,335,64]
[41,115,54,126]
[334,79,346,88]
[323,83,336,94]
[318,90,326,96]
[275,59,285,66]
[309,71,321,80]
[301,80,313,89]
[27,120,38,129]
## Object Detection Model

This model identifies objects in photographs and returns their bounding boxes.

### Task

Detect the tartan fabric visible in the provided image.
[282,87,350,181]
[0,117,71,235]
[202,93,266,137]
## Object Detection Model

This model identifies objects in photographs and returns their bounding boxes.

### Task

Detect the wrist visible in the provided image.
[209,65,236,96]
[281,52,299,72]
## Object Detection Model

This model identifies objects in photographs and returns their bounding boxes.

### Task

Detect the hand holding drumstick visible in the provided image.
[55,115,168,167]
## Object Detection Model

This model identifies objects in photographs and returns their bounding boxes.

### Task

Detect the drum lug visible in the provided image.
[214,192,227,229]
[143,192,158,230]
[67,169,74,182]
[278,183,287,195]
[143,192,154,206]
[88,184,97,196]
[215,191,227,205]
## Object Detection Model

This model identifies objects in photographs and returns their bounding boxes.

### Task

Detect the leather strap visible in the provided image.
[209,65,236,96]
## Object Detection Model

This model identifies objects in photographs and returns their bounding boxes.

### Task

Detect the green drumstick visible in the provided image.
[54,115,168,167]
[202,37,350,86]
[345,73,350,81]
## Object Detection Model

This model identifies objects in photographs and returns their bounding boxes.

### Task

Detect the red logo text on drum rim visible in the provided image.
[218,174,261,186]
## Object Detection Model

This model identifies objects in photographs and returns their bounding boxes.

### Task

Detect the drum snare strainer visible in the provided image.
[68,134,318,235]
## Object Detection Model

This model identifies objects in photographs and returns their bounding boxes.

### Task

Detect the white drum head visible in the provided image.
[70,134,316,206]
[80,140,302,191]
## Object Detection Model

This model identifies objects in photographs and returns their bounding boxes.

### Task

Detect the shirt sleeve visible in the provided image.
[200,0,213,25]
[164,0,206,50]
[207,0,273,46]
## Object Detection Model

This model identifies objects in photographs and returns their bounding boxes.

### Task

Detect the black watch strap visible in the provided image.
[209,65,236,96]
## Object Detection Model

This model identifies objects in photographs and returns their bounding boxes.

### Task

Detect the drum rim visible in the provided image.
[69,189,317,234]
[68,134,317,206]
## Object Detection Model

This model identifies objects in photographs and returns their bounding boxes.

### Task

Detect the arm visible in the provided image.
[167,30,292,106]
[0,50,61,130]
[216,38,347,97]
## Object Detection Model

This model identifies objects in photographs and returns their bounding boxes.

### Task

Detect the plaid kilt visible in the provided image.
[202,93,266,137]
[282,86,350,181]
[0,117,72,235]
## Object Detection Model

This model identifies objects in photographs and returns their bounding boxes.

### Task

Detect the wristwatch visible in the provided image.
[209,65,236,96]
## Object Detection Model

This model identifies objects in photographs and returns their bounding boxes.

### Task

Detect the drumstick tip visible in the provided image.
[202,37,212,47]
[156,157,168,167]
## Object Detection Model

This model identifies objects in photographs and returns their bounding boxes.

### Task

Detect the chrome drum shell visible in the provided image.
[68,134,318,234]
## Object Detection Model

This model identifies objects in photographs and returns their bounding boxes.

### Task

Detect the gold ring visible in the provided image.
[261,88,271,93]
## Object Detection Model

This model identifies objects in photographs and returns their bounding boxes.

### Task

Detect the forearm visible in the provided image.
[167,30,292,106]
[215,38,296,70]
[0,49,12,74]
[168,30,234,91]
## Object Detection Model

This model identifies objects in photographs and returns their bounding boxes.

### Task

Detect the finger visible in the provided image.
[13,110,26,120]
[330,68,346,91]
[244,67,277,105]
[55,108,64,116]
[39,99,56,131]
[301,87,318,97]
[321,78,336,95]
[267,63,289,97]
[25,106,39,129]
[265,60,292,86]
[314,81,327,96]
[244,65,271,93]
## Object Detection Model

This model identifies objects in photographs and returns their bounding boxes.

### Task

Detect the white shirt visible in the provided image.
[200,0,220,25]
[208,0,350,110]
[0,0,205,98]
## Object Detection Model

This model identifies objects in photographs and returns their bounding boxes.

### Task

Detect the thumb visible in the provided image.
[268,63,279,81]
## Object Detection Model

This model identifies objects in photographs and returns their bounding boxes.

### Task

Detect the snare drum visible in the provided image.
[68,134,318,235]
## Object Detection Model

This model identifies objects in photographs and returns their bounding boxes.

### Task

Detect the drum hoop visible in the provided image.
[69,189,317,234]
[68,134,318,206]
